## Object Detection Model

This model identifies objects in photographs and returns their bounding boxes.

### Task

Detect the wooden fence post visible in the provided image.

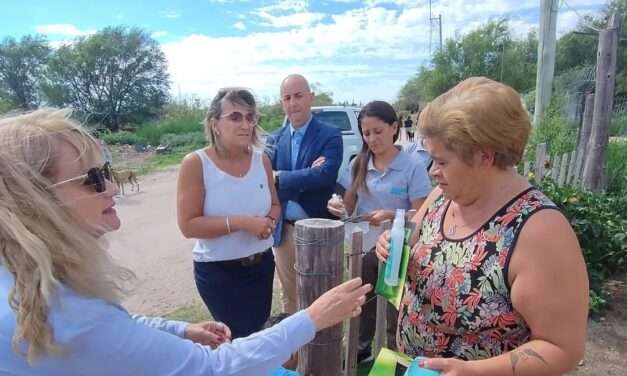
[345,230,363,376]
[295,219,344,376]
[566,150,577,185]
[374,220,392,358]
[550,155,559,181]
[582,14,623,191]
[535,143,547,181]
[579,94,595,167]
[573,144,585,187]
[558,153,569,186]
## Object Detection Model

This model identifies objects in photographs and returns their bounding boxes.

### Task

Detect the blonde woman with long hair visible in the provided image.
[0,108,370,375]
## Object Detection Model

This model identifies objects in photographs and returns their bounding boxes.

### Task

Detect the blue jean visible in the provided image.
[194,250,275,338]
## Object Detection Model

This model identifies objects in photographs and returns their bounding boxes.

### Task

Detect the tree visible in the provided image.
[554,0,627,94]
[0,35,50,110]
[311,83,334,106]
[396,20,538,110]
[313,92,333,106]
[556,32,597,73]
[44,27,170,131]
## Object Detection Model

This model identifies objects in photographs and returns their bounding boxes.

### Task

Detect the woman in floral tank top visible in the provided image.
[375,78,589,375]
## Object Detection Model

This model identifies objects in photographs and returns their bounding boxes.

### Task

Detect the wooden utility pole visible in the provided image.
[295,219,344,376]
[582,14,623,192]
[533,0,559,125]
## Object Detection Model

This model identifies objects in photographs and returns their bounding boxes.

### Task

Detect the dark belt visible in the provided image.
[221,249,269,267]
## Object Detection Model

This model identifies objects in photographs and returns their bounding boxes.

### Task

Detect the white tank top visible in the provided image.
[192,149,273,262]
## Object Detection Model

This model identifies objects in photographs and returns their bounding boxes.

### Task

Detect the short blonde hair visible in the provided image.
[418,77,530,169]
[0,108,133,364]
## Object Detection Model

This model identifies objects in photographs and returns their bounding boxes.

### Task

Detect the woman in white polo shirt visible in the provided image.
[327,100,432,362]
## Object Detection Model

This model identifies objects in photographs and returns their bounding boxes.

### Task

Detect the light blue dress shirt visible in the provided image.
[0,267,316,376]
[284,116,312,221]
[402,138,432,170]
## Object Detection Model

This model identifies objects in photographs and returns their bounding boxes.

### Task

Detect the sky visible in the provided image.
[0,0,607,105]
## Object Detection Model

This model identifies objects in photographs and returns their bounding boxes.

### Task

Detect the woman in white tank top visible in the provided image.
[177,88,280,338]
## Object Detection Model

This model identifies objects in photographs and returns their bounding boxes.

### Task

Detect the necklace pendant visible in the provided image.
[447,223,456,236]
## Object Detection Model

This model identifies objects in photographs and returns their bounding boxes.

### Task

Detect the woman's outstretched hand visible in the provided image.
[306,277,372,331]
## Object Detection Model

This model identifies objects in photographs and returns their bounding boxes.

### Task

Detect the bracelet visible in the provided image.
[226,216,231,234]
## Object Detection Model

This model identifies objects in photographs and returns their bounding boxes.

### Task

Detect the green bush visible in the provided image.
[259,115,283,132]
[526,101,577,162]
[0,98,14,114]
[538,179,627,314]
[608,140,627,196]
[258,103,284,132]
[610,113,627,137]
[136,113,204,146]
[101,130,144,145]
[160,131,206,148]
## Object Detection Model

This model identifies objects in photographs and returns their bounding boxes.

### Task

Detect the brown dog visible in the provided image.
[112,169,139,195]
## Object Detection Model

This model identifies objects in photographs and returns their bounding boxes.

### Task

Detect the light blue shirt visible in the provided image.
[0,267,316,376]
[338,148,432,216]
[402,138,432,169]
[284,116,312,221]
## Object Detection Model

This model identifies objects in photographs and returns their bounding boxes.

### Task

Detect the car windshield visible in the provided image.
[312,110,352,132]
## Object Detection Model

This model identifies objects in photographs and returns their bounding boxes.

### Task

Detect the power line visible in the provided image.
[560,0,603,32]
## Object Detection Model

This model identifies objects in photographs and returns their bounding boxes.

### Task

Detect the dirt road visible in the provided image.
[108,167,199,315]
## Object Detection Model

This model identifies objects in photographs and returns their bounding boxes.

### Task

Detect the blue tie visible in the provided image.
[291,130,303,169]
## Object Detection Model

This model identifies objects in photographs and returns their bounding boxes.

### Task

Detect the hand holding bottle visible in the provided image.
[327,193,348,219]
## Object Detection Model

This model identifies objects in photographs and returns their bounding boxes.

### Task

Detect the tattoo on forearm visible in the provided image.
[509,348,548,375]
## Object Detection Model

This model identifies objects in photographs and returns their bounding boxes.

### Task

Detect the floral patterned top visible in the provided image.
[397,187,558,360]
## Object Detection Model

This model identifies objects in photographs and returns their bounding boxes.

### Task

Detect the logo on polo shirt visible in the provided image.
[390,186,405,195]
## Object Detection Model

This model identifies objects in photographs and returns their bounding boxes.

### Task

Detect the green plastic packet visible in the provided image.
[374,223,413,310]
[368,348,413,376]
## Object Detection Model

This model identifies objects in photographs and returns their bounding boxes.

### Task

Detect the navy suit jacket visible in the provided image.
[266,115,343,245]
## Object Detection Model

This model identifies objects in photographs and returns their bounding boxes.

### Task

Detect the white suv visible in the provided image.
[283,106,363,173]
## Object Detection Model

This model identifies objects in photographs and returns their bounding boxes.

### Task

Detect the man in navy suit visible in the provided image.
[266,74,343,314]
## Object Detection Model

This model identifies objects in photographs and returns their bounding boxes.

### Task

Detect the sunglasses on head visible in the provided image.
[48,162,113,193]
[218,111,258,125]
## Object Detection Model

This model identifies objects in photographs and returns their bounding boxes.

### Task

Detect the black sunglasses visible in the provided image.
[49,162,113,193]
